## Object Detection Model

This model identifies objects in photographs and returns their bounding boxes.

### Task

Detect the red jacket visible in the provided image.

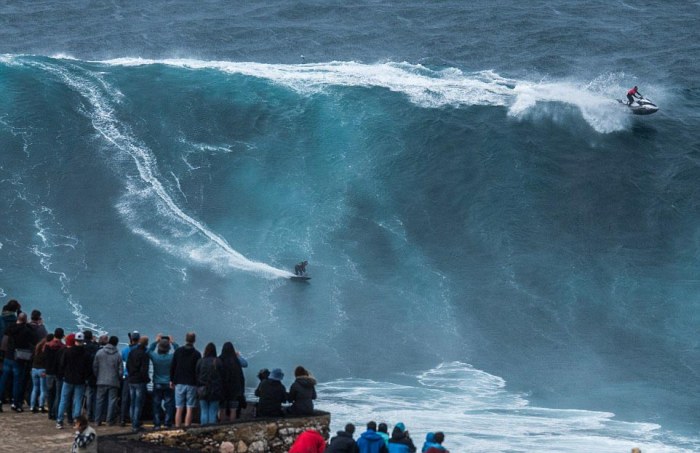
[627,87,638,96]
[289,430,326,453]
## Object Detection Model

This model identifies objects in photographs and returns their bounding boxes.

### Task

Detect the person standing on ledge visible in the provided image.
[170,332,201,428]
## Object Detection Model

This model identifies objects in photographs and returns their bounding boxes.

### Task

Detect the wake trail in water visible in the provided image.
[19,57,291,279]
[100,57,635,133]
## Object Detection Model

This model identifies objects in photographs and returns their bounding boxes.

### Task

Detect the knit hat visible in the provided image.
[129,331,140,341]
[269,368,284,381]
[65,333,76,347]
[395,422,406,433]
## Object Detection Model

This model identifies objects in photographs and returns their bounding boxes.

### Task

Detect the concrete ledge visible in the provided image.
[99,411,331,453]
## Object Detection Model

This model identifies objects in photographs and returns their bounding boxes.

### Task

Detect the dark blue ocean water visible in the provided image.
[1,2,699,451]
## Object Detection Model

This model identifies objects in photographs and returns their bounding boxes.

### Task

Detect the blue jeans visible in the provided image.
[57,382,85,424]
[30,368,47,409]
[95,385,119,424]
[129,383,147,430]
[152,383,174,428]
[120,379,130,423]
[199,399,219,425]
[0,359,27,409]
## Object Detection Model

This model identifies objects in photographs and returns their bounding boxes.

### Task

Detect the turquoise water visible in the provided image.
[1,2,699,451]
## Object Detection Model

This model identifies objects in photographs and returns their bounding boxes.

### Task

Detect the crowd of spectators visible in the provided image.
[0,298,318,451]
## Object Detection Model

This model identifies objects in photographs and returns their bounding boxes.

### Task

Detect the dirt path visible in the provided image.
[0,408,132,452]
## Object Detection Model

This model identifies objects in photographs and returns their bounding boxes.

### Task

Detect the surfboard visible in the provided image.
[290,275,311,281]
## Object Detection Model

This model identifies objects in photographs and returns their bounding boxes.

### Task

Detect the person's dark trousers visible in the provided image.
[152,383,175,428]
[0,359,27,409]
[129,383,147,431]
[95,385,119,425]
[85,384,97,421]
[45,374,58,418]
[119,379,131,424]
[48,376,63,419]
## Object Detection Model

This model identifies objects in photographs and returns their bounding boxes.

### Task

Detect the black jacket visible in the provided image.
[255,378,287,417]
[196,356,223,401]
[288,375,317,416]
[220,356,245,401]
[61,345,92,385]
[3,322,35,362]
[127,345,150,384]
[170,344,201,386]
[84,341,100,386]
[326,431,360,453]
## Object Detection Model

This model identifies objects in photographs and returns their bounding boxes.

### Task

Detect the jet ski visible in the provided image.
[618,97,659,115]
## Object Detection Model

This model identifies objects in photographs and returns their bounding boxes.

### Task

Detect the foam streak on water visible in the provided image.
[21,57,291,279]
[319,362,697,453]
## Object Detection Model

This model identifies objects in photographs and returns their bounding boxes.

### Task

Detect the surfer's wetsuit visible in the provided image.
[627,86,641,105]
[294,261,308,276]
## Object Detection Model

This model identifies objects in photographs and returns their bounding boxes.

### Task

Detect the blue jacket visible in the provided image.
[148,341,179,385]
[121,344,137,377]
[357,430,388,453]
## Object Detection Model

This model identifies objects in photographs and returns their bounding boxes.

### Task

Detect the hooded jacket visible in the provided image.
[289,429,326,453]
[44,338,65,375]
[93,344,123,388]
[170,344,201,386]
[388,426,417,453]
[255,378,287,417]
[148,341,178,385]
[326,430,360,453]
[61,344,92,385]
[288,375,317,416]
[357,430,389,453]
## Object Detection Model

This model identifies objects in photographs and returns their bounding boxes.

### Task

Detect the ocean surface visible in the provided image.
[1,1,699,451]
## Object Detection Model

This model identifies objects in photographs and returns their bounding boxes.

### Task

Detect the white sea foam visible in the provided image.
[30,206,104,334]
[25,58,292,279]
[97,57,636,133]
[318,362,696,453]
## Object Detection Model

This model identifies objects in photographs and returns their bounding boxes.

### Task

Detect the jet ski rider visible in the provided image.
[627,86,642,105]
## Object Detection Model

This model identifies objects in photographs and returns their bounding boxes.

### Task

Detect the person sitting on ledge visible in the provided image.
[287,365,317,416]
[255,367,287,417]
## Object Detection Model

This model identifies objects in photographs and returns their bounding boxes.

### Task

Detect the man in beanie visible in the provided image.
[148,333,178,429]
[93,336,122,426]
[255,367,287,417]
[56,332,92,428]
